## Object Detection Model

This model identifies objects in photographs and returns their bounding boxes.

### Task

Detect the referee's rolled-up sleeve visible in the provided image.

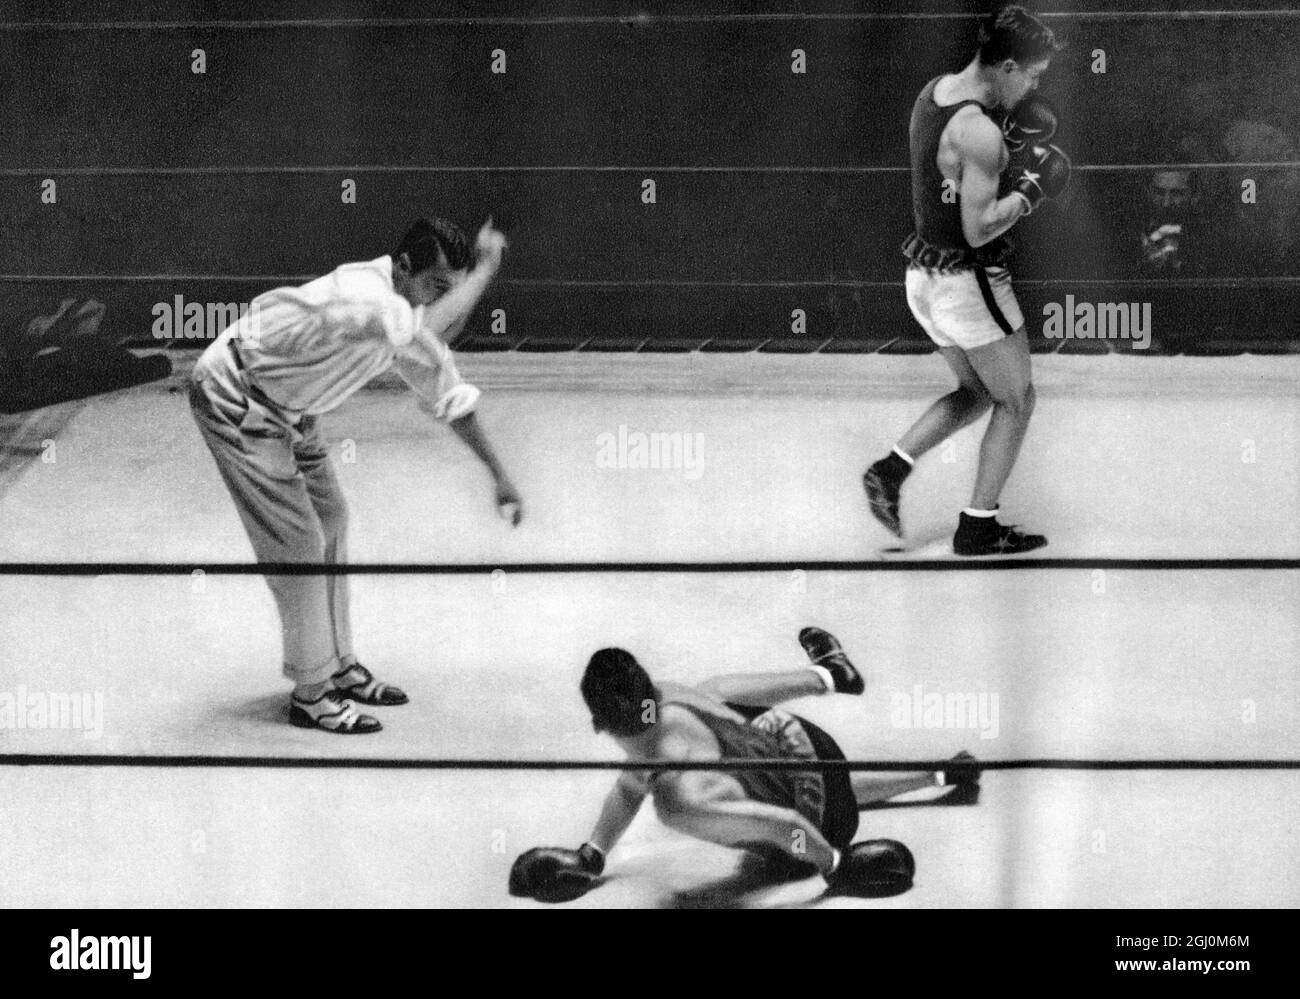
[392,332,481,423]
[424,381,481,422]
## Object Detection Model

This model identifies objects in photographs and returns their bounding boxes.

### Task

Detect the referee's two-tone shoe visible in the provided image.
[289,690,382,734]
[331,662,409,706]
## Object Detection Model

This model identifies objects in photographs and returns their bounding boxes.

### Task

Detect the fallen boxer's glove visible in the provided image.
[508,843,605,903]
[827,839,916,898]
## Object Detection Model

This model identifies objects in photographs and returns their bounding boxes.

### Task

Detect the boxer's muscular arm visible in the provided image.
[587,771,650,855]
[956,112,1029,247]
[654,771,838,875]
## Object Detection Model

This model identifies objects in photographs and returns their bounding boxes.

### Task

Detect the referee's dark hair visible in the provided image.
[977,5,1062,66]
[394,217,473,273]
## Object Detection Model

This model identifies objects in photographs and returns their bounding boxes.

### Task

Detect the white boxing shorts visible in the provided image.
[905,264,1024,350]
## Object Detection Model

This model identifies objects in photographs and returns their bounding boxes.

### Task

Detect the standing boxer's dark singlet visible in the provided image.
[903,76,1013,271]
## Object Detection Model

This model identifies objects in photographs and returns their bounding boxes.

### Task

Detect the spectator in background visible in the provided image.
[1216,120,1299,275]
[1175,82,1300,276]
[0,297,171,414]
[1135,166,1205,277]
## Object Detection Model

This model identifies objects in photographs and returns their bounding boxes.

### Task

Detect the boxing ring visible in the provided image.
[1,2,1298,910]
[1,352,1296,907]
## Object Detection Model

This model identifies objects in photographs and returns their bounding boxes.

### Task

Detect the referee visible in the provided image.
[188,217,521,733]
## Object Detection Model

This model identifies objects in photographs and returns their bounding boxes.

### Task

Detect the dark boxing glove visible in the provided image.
[1013,144,1071,215]
[1002,95,1058,153]
[827,839,916,898]
[508,843,605,903]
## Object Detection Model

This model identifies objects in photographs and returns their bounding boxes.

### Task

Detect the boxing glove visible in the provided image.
[1013,143,1071,214]
[828,838,916,897]
[508,843,605,902]
[1002,95,1058,153]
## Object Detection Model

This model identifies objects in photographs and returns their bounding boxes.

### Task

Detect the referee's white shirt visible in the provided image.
[221,255,480,421]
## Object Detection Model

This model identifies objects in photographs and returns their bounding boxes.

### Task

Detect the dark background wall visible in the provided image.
[1,0,1297,353]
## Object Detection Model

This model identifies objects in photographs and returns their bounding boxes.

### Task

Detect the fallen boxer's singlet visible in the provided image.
[657,701,828,832]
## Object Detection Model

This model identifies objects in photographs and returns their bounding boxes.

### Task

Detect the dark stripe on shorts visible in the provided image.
[796,716,860,850]
[724,703,859,848]
[973,267,1016,338]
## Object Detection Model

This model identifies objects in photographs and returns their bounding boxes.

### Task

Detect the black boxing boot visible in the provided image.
[937,750,981,806]
[953,511,1047,556]
[863,451,912,537]
[799,627,864,695]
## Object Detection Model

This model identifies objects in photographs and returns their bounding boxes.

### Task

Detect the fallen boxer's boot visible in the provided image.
[799,627,864,695]
[937,750,981,805]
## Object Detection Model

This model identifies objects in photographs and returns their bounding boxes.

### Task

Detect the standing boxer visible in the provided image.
[864,6,1068,555]
[188,216,521,733]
